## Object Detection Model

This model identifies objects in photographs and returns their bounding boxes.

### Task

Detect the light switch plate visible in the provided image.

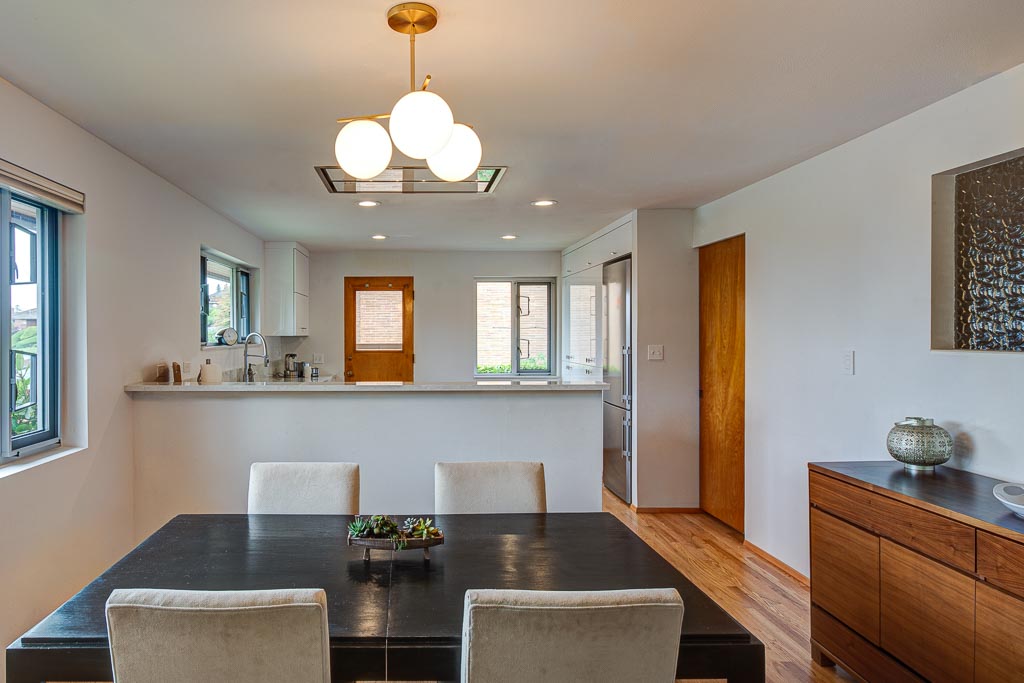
[841,350,855,375]
[647,344,665,361]
[313,353,325,364]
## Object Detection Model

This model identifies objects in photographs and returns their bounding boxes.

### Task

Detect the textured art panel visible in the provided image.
[954,156,1024,351]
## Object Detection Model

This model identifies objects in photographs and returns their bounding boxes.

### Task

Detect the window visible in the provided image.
[475,279,553,375]
[200,252,251,344]
[355,290,404,350]
[2,189,59,457]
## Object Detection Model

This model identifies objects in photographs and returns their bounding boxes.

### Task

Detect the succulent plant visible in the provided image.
[347,517,373,538]
[403,517,442,540]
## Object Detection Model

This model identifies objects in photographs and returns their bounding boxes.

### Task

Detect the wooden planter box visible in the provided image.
[348,534,444,561]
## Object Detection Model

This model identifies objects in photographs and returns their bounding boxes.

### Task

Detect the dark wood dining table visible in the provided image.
[6,512,764,682]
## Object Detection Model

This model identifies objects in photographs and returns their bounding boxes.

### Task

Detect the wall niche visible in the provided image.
[932,149,1024,351]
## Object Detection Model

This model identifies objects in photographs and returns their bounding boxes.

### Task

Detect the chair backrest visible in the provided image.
[461,588,683,683]
[248,462,359,514]
[106,588,330,683]
[434,461,546,514]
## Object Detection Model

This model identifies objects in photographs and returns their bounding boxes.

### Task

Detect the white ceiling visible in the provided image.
[2,1,1024,251]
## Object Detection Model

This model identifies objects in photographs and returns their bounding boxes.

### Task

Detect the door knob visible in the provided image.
[346,371,354,378]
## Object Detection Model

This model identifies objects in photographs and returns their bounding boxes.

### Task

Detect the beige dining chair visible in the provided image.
[247,462,359,514]
[105,587,330,683]
[461,588,684,683]
[434,461,546,514]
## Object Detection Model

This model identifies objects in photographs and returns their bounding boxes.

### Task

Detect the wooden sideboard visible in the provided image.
[809,461,1024,683]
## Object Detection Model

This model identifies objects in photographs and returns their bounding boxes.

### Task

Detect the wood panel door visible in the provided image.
[699,234,745,532]
[344,277,414,382]
[880,539,975,683]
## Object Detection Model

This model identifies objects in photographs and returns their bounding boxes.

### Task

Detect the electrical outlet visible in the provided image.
[313,353,325,364]
[841,350,855,375]
[647,344,664,361]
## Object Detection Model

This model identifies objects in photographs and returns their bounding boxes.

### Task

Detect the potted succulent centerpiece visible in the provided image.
[347,515,444,561]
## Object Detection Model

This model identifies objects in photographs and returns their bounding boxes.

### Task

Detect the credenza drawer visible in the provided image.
[977,530,1024,600]
[810,472,975,572]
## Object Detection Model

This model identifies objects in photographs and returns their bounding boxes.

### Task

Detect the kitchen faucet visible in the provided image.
[243,332,269,383]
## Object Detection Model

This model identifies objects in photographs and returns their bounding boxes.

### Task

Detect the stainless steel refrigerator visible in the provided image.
[602,257,632,504]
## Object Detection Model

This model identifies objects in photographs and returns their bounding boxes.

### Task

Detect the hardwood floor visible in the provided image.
[603,488,857,683]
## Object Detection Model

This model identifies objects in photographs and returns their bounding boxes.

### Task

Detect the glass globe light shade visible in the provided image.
[335,120,393,180]
[427,124,482,182]
[389,91,454,159]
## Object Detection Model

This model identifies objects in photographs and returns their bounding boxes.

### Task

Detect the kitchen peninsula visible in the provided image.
[125,379,606,537]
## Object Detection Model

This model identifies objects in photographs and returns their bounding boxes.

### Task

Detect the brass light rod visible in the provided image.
[334,4,439,125]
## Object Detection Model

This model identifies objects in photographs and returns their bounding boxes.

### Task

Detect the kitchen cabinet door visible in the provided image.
[294,292,309,336]
[293,249,310,296]
[563,267,602,369]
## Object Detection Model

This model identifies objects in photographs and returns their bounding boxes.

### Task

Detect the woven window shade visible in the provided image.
[0,157,84,214]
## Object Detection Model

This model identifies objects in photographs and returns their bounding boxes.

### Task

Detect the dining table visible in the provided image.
[6,512,765,682]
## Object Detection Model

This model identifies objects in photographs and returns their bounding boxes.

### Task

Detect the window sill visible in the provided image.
[474,374,560,380]
[0,444,86,481]
[200,344,246,352]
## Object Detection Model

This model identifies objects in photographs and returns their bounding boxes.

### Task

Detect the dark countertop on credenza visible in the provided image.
[810,460,1024,544]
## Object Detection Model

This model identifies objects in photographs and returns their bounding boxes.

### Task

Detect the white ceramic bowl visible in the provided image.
[993,482,1024,519]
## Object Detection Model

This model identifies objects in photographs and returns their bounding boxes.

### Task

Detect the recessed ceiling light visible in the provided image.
[501,235,518,240]
[530,199,557,207]
[371,234,388,240]
[357,200,382,207]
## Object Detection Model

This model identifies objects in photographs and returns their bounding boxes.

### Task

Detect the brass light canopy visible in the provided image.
[387,3,439,35]
[331,3,483,183]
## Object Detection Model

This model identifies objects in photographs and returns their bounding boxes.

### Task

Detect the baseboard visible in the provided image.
[743,539,809,586]
[629,504,703,514]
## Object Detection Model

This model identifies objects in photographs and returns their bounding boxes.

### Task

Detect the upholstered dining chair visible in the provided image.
[461,588,684,683]
[247,462,359,514]
[434,461,546,514]
[105,588,330,683]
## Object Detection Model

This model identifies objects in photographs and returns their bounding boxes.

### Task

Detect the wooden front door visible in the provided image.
[344,277,414,382]
[699,234,745,533]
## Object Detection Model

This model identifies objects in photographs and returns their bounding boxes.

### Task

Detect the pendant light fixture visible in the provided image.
[334,3,482,182]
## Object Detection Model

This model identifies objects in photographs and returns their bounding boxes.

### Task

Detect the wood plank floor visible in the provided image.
[603,488,856,683]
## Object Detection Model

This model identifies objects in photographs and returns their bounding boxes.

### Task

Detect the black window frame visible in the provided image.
[2,189,60,458]
[474,278,555,377]
[200,252,251,345]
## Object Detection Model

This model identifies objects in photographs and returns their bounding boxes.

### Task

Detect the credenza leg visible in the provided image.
[810,640,836,668]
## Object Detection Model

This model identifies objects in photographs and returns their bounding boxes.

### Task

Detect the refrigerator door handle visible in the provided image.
[621,415,628,460]
[621,345,632,408]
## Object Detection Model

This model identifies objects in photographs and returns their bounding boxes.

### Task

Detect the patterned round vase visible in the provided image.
[886,417,953,471]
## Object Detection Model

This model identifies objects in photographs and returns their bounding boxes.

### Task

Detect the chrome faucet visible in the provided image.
[243,332,269,383]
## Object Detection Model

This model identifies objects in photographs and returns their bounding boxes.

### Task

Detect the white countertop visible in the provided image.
[124,379,609,394]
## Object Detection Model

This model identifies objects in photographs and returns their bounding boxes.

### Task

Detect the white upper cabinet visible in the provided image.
[562,219,633,276]
[560,216,633,378]
[264,241,310,336]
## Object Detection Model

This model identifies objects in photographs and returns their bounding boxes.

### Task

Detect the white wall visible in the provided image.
[693,63,1024,576]
[632,210,700,508]
[284,250,561,381]
[0,78,262,675]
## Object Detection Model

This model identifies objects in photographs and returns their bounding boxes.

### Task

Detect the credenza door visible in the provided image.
[976,581,1024,683]
[810,508,880,644]
[880,540,975,683]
